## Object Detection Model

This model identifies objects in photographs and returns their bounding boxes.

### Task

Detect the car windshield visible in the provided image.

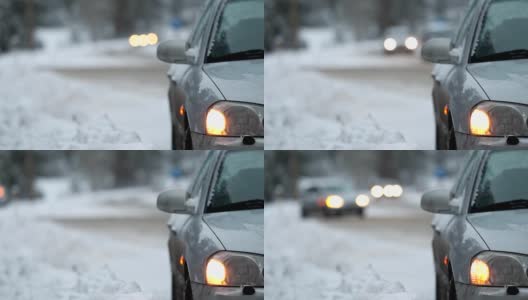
[471,151,528,213]
[206,151,264,213]
[471,0,528,62]
[207,0,264,63]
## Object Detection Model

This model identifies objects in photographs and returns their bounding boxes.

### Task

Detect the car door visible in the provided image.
[168,0,216,133]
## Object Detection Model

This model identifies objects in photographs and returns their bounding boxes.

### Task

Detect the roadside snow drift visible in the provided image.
[265,28,434,150]
[0,213,154,300]
[0,31,174,149]
[265,201,419,300]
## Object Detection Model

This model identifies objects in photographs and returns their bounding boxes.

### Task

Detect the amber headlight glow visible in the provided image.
[325,195,344,209]
[470,252,528,287]
[205,252,264,287]
[470,109,491,136]
[470,101,528,137]
[206,101,264,137]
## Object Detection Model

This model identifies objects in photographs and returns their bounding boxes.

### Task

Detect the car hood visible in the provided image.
[467,60,528,104]
[203,59,263,105]
[467,209,528,254]
[203,209,263,255]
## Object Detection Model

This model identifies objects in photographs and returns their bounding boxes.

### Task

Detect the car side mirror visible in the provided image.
[422,38,458,64]
[421,189,455,214]
[157,40,193,64]
[157,189,192,214]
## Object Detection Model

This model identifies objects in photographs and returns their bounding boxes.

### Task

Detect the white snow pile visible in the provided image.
[0,46,153,150]
[265,58,408,150]
[265,201,418,300]
[0,213,154,300]
[265,28,434,150]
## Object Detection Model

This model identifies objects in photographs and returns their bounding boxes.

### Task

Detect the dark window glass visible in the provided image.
[206,151,263,212]
[207,0,264,62]
[471,150,528,213]
[472,0,528,60]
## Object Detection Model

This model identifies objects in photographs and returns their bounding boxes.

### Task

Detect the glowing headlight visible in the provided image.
[384,38,397,51]
[405,36,418,50]
[205,252,264,287]
[205,102,264,137]
[206,259,227,285]
[0,186,5,198]
[355,194,370,208]
[325,195,344,209]
[470,101,528,137]
[470,109,491,136]
[383,185,394,197]
[371,185,384,198]
[470,252,528,287]
[206,109,227,136]
[392,185,403,198]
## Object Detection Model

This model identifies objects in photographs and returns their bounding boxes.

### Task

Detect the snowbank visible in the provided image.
[265,28,434,149]
[0,42,156,150]
[0,212,154,300]
[0,24,183,150]
[265,201,420,300]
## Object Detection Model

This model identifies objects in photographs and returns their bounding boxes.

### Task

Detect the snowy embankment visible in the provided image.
[265,201,422,300]
[0,27,184,150]
[265,28,434,149]
[0,177,189,300]
[0,213,153,300]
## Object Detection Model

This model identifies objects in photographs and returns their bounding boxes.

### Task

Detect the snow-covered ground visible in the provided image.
[265,194,436,300]
[265,28,435,150]
[0,28,189,150]
[0,177,189,300]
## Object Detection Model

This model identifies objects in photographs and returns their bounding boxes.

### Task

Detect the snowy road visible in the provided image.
[52,61,171,149]
[52,212,172,300]
[0,39,172,149]
[0,183,176,300]
[266,198,435,300]
[265,29,436,150]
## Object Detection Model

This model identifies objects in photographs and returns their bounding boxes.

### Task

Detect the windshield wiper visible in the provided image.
[208,199,264,213]
[472,49,528,63]
[208,49,264,63]
[472,199,528,213]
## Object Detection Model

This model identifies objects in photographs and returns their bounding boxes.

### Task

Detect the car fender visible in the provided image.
[446,68,489,134]
[181,68,225,135]
[180,217,225,284]
[446,217,489,284]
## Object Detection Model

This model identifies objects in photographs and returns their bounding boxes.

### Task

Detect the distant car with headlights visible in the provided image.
[422,0,528,149]
[421,150,528,299]
[369,182,404,200]
[157,0,264,150]
[300,180,370,218]
[383,25,419,54]
[157,150,264,300]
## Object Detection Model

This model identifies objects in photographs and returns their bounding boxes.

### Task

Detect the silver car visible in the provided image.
[423,0,528,149]
[157,150,264,300]
[157,0,264,150]
[421,150,528,299]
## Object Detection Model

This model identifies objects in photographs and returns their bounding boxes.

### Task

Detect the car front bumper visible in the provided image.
[456,283,528,299]
[191,282,264,300]
[191,132,264,150]
[455,132,528,149]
